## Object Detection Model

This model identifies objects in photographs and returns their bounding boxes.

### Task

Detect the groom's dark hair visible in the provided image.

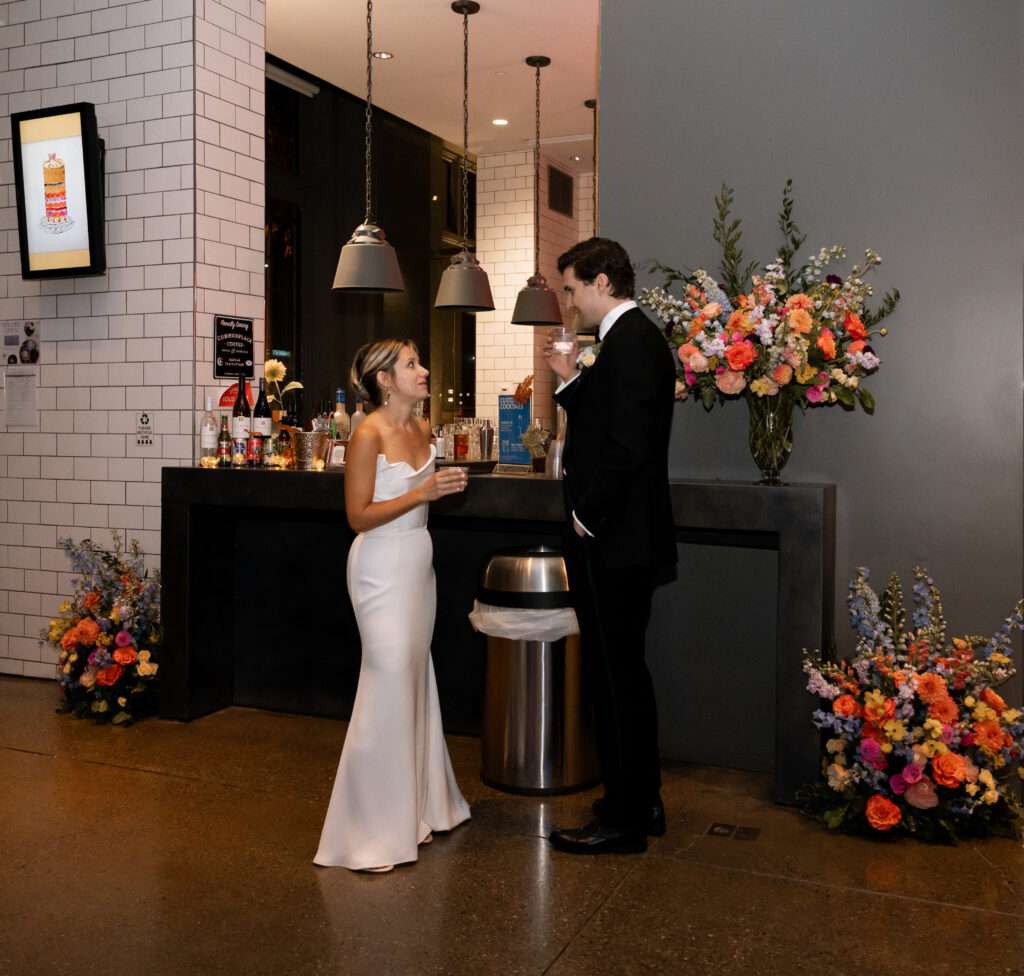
[557,237,635,299]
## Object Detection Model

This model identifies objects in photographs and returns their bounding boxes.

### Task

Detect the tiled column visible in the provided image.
[0,0,265,678]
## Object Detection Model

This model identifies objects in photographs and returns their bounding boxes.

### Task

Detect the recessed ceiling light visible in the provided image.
[494,70,508,78]
[492,118,508,126]
[372,51,393,59]
[570,155,582,161]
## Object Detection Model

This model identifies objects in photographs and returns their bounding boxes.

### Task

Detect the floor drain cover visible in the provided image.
[707,822,736,837]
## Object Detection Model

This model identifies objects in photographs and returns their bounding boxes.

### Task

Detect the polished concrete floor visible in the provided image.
[1,674,1022,976]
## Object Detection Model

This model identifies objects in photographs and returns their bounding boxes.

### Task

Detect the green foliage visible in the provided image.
[775,178,807,295]
[864,288,901,328]
[712,183,757,299]
[880,572,905,638]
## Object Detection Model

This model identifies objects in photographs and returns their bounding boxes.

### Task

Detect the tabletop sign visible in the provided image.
[214,315,254,379]
[498,395,531,464]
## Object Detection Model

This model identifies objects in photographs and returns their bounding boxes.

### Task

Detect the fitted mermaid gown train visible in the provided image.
[314,446,470,869]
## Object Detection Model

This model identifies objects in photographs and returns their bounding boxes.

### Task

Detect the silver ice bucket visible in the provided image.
[291,430,329,470]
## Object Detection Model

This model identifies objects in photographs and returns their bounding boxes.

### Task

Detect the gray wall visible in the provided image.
[601,0,1024,697]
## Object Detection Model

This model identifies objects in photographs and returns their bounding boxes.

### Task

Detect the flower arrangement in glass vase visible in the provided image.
[639,181,900,482]
[42,533,162,725]
[800,567,1024,843]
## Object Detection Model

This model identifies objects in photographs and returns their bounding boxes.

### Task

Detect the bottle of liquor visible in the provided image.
[216,415,231,467]
[231,371,250,466]
[332,387,350,439]
[199,395,217,458]
[231,371,251,441]
[351,399,366,435]
[252,377,271,466]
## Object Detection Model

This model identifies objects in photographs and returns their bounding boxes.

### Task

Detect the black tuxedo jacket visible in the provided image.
[554,306,677,570]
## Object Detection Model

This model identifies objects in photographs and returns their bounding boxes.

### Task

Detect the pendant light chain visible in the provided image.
[533,62,541,275]
[364,0,373,221]
[461,8,470,251]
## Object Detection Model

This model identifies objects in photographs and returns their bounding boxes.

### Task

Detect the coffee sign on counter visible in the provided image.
[214,315,254,379]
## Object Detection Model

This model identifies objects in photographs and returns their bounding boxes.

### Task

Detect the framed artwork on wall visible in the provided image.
[10,102,106,279]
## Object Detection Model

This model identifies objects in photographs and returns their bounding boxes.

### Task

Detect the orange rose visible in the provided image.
[865,794,902,831]
[61,629,79,650]
[981,688,1006,716]
[76,618,100,645]
[927,695,959,724]
[788,308,813,334]
[915,673,948,704]
[82,592,101,612]
[726,310,754,336]
[842,313,867,340]
[702,302,721,319]
[863,696,895,725]
[96,663,124,687]
[833,694,860,718]
[816,327,837,360]
[974,720,1005,756]
[785,293,814,312]
[931,751,967,788]
[773,363,793,386]
[724,341,756,371]
[112,646,137,666]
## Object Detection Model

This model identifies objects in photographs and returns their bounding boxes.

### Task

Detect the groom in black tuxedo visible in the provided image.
[544,237,677,855]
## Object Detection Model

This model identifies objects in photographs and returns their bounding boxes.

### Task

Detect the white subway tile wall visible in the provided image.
[475,150,593,425]
[0,0,266,677]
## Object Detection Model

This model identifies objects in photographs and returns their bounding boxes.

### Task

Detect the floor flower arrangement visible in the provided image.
[42,533,162,725]
[801,568,1024,842]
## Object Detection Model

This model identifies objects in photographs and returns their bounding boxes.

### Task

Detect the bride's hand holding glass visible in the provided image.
[419,466,468,502]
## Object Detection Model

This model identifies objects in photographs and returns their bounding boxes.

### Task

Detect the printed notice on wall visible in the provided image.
[3,367,38,428]
[136,411,154,446]
[3,320,41,366]
[214,315,254,379]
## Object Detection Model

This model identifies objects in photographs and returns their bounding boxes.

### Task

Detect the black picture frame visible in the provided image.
[10,101,106,279]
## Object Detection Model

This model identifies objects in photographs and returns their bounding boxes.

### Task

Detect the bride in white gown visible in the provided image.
[315,339,471,872]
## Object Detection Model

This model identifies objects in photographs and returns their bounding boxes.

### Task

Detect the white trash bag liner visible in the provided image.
[468,599,579,643]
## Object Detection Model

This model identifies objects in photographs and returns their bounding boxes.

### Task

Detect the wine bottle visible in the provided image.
[350,399,366,435]
[231,371,251,440]
[199,395,217,458]
[333,387,350,439]
[216,415,231,467]
[252,378,272,439]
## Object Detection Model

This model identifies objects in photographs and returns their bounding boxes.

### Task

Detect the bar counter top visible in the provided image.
[161,465,835,802]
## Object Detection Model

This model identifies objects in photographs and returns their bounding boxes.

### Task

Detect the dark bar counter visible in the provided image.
[161,467,834,802]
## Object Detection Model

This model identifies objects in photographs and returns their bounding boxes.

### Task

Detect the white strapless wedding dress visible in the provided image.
[314,445,470,869]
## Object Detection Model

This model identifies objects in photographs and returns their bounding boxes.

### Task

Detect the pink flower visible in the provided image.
[115,630,134,648]
[674,380,689,401]
[78,667,98,689]
[961,731,975,747]
[806,386,823,404]
[889,772,907,795]
[715,369,747,395]
[939,724,954,744]
[860,739,881,762]
[904,777,939,810]
[901,763,923,785]
[684,366,696,387]
[689,351,709,373]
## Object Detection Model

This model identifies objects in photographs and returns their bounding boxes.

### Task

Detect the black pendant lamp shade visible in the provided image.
[435,0,494,312]
[333,0,404,293]
[511,55,561,326]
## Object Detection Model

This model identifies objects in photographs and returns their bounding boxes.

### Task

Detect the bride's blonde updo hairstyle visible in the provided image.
[350,338,419,407]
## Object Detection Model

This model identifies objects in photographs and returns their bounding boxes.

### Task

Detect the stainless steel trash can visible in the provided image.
[479,546,600,795]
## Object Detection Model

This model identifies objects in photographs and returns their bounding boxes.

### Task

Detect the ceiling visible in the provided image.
[265,0,599,174]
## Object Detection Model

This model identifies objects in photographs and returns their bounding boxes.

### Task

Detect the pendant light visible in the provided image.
[510,55,562,326]
[332,0,404,293]
[434,0,494,312]
[585,97,598,235]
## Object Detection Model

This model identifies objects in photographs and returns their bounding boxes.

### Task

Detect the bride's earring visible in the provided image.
[383,387,390,407]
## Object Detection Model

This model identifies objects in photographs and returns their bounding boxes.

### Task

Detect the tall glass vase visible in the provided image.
[746,392,794,485]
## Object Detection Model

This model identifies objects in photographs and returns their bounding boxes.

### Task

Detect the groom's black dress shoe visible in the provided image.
[591,798,666,837]
[548,818,647,855]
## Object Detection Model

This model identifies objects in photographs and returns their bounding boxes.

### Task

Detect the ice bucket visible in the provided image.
[291,430,329,470]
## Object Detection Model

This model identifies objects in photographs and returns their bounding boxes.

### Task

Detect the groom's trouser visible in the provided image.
[563,530,662,830]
